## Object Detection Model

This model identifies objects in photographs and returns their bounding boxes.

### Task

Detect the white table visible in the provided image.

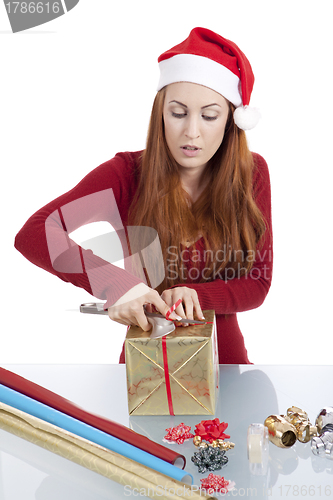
[0,364,332,499]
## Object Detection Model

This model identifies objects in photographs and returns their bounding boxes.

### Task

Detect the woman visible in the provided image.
[15,28,272,364]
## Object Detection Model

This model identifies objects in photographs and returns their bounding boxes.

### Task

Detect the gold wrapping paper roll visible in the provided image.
[126,310,219,415]
[0,402,216,500]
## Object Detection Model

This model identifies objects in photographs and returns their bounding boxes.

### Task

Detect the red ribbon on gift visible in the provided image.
[163,298,212,415]
[162,299,182,415]
[165,298,182,320]
[162,335,174,415]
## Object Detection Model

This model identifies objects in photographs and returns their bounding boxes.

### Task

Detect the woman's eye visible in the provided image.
[171,112,187,118]
[202,115,218,121]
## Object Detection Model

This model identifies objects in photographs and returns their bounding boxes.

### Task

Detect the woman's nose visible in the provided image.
[185,116,200,139]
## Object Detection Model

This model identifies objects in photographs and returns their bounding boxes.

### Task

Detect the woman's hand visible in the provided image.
[107,283,178,331]
[161,287,204,321]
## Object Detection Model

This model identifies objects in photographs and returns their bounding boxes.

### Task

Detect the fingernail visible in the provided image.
[169,312,182,321]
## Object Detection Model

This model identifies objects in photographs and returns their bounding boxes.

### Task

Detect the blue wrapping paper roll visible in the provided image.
[0,383,193,484]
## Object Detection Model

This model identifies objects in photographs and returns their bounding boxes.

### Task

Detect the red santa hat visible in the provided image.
[157,27,260,130]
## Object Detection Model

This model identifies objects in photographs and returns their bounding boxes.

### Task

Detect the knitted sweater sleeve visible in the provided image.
[14,152,144,306]
[173,153,273,315]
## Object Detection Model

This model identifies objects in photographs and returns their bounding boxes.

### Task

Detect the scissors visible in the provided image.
[79,302,207,339]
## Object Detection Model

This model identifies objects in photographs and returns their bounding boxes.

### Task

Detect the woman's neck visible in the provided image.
[179,166,208,204]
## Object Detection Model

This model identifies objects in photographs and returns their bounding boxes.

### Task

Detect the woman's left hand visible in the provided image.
[161,287,205,322]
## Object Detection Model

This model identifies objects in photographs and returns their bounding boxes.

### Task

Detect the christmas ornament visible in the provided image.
[217,440,235,451]
[193,435,202,446]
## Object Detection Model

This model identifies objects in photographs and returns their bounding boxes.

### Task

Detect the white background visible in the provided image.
[1,0,332,365]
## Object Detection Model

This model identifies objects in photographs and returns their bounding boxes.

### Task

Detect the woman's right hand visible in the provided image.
[107,283,178,331]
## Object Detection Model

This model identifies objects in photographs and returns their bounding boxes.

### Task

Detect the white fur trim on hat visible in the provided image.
[157,53,242,107]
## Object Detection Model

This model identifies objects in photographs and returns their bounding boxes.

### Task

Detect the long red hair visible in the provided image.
[129,87,266,292]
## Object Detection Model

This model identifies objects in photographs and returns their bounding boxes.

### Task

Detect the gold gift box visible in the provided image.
[125,310,219,415]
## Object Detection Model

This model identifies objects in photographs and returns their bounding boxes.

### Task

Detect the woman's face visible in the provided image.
[163,82,230,174]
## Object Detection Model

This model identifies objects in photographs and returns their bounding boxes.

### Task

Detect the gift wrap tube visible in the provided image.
[0,402,215,500]
[0,367,185,468]
[0,383,192,484]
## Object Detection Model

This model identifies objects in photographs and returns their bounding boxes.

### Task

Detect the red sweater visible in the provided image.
[15,150,272,364]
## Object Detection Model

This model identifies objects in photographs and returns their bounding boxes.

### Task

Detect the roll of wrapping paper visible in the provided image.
[0,402,215,500]
[0,383,192,484]
[0,367,185,468]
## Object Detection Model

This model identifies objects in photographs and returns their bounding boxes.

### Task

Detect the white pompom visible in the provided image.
[233,106,261,130]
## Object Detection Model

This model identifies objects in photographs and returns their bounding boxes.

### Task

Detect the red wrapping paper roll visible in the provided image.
[0,367,186,468]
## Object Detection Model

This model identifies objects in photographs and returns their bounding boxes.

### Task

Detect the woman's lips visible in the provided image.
[181,146,201,157]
